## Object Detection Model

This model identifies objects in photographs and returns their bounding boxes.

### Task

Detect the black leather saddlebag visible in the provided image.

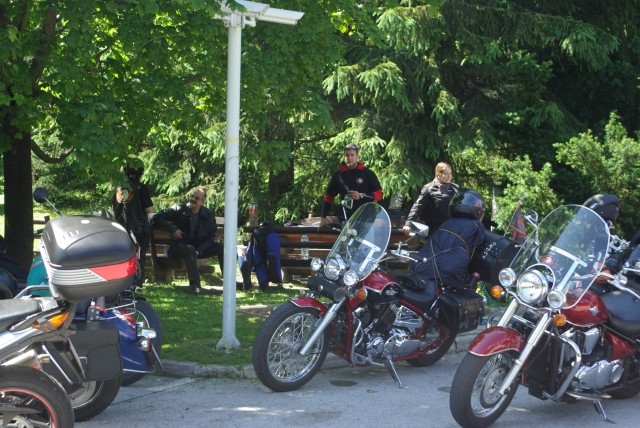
[469,230,519,284]
[439,288,485,333]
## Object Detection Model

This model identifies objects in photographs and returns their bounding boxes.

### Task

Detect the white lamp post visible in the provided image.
[216,1,304,351]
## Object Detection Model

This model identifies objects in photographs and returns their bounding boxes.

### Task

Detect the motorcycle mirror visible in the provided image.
[32,187,63,216]
[522,208,538,225]
[341,198,354,209]
[33,187,49,204]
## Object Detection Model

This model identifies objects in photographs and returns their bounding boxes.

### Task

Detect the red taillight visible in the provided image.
[119,310,137,326]
[89,256,137,280]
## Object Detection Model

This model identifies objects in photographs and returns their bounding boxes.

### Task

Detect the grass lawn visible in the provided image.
[140,273,306,368]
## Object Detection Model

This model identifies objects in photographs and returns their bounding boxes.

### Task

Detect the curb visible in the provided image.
[159,329,480,380]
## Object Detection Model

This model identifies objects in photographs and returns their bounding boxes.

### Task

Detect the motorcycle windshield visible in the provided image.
[327,203,391,279]
[509,205,610,309]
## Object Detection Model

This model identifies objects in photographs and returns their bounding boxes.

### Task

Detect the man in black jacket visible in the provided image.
[152,188,222,295]
[319,144,383,227]
[112,161,154,290]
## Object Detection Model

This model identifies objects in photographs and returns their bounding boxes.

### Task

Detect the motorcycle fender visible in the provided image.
[467,327,525,356]
[289,296,329,315]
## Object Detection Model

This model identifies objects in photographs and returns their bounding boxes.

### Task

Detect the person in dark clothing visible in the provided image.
[319,144,383,227]
[112,161,154,289]
[152,188,222,295]
[413,189,485,291]
[403,162,459,236]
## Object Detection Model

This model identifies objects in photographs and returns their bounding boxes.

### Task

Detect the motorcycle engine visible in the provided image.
[364,304,424,361]
[573,360,625,391]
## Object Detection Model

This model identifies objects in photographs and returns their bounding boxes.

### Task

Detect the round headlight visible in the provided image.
[547,289,566,309]
[343,270,358,286]
[499,268,517,287]
[324,257,346,280]
[516,269,548,304]
[310,257,323,272]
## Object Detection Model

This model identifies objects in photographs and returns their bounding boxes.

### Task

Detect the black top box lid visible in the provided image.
[40,216,136,270]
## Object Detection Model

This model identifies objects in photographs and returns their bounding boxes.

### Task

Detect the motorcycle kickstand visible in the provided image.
[385,357,408,389]
[592,400,615,424]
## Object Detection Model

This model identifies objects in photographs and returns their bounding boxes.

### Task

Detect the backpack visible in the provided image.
[242,222,282,290]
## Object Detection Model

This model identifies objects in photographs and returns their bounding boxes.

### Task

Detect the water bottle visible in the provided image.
[300,234,309,260]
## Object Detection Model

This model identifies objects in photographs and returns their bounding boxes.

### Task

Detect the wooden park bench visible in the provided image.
[243,218,409,282]
[148,217,224,283]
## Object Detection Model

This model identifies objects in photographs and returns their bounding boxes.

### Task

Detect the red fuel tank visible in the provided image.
[562,289,608,326]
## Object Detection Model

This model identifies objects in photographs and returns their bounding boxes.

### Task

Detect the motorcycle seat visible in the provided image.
[0,298,42,330]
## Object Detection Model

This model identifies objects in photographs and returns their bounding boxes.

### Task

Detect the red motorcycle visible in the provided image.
[252,202,484,392]
[450,204,640,427]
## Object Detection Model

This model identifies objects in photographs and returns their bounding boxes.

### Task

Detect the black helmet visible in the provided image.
[449,189,485,220]
[583,194,619,224]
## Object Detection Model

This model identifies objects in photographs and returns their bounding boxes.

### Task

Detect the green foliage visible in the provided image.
[456,147,559,232]
[555,112,640,237]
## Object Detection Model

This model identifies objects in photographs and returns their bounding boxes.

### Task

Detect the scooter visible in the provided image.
[27,188,163,390]
[0,214,137,425]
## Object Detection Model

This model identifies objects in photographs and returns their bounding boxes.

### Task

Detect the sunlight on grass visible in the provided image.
[141,279,304,366]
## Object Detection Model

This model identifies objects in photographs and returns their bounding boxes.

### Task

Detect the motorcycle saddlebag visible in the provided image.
[469,230,519,284]
[39,216,137,302]
[43,321,122,382]
[439,288,485,333]
[69,321,122,380]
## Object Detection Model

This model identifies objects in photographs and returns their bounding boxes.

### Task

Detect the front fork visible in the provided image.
[299,297,346,356]
[496,299,552,395]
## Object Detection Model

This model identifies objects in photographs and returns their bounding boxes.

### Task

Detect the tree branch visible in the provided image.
[30,140,74,164]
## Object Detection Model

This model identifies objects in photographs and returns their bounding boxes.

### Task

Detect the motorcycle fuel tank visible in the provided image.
[562,289,608,326]
[40,216,137,302]
[362,270,402,303]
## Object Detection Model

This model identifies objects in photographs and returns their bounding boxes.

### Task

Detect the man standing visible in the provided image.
[112,160,154,290]
[319,144,383,227]
[152,188,223,295]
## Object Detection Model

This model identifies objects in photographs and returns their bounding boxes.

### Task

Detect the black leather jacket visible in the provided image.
[152,204,218,255]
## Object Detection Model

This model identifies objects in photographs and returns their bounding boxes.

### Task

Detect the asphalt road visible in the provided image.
[76,350,640,428]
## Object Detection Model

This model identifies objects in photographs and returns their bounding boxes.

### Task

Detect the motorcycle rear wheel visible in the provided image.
[68,378,121,422]
[0,366,74,428]
[406,320,456,366]
[120,298,164,387]
[252,302,329,392]
[450,351,518,428]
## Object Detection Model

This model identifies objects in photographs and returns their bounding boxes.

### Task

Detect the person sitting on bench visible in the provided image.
[152,188,222,295]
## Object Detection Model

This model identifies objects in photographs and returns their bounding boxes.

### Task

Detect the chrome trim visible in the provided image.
[299,298,346,355]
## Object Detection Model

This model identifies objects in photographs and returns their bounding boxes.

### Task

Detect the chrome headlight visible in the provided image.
[516,269,548,304]
[342,270,358,286]
[324,257,347,280]
[547,289,566,309]
[310,257,324,272]
[499,268,517,287]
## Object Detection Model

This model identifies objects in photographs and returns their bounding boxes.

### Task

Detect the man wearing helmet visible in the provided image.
[413,189,486,289]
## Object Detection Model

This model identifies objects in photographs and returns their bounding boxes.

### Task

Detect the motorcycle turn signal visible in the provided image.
[490,285,506,299]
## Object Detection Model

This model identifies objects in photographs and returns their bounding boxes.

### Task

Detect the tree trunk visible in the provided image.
[3,133,34,272]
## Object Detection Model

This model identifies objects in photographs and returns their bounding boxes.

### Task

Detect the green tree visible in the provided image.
[555,112,640,237]
[323,0,640,222]
[2,0,344,267]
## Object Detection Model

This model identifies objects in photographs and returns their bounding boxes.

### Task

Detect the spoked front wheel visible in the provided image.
[450,352,518,428]
[252,302,329,392]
